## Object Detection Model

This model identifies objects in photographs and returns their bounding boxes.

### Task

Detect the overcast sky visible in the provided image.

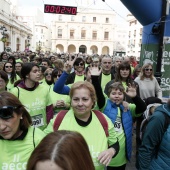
[18,0,130,23]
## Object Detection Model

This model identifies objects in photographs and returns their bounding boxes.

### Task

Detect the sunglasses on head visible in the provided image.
[5,66,12,68]
[44,73,52,76]
[75,63,84,66]
[0,106,17,119]
[145,68,152,71]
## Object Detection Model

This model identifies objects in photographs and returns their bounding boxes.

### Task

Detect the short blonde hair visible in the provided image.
[69,81,96,108]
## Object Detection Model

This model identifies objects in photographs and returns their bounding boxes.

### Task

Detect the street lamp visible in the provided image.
[0,25,7,51]
[38,41,41,54]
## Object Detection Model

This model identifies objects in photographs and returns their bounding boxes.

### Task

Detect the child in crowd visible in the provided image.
[90,67,146,170]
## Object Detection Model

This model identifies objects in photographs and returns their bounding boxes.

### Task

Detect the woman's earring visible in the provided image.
[20,117,23,119]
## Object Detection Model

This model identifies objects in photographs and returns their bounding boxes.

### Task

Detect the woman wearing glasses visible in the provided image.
[134,63,162,100]
[3,62,20,91]
[65,57,85,85]
[43,68,54,86]
[0,92,45,169]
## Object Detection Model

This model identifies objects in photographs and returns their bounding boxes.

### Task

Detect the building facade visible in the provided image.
[35,23,52,53]
[0,0,32,52]
[51,7,119,55]
[126,14,143,58]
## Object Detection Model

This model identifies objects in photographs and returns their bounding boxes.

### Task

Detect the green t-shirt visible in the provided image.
[7,74,20,91]
[44,109,118,170]
[49,84,70,114]
[101,73,111,91]
[74,74,84,83]
[0,127,45,170]
[10,84,53,130]
[16,58,22,63]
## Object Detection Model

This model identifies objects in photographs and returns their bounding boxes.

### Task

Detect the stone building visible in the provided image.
[51,7,119,55]
[0,0,32,52]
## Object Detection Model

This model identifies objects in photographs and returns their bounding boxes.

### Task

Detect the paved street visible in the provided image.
[126,133,137,170]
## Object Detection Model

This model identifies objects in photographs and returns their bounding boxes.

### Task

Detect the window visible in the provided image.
[140,28,143,35]
[71,16,75,21]
[134,40,136,46]
[58,29,62,38]
[41,29,43,33]
[92,31,97,40]
[70,30,75,39]
[81,30,86,39]
[129,31,131,37]
[82,16,86,22]
[58,15,62,21]
[104,32,109,40]
[134,30,136,36]
[93,17,96,22]
[106,18,109,23]
[129,20,137,26]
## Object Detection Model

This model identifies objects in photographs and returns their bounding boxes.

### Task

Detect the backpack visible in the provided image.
[53,110,109,137]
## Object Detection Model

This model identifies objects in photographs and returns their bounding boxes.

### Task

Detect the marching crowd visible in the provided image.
[0,50,169,170]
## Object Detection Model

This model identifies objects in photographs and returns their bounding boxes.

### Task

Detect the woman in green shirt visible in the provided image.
[0,91,45,169]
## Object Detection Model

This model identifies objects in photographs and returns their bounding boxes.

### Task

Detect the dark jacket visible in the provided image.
[137,104,170,170]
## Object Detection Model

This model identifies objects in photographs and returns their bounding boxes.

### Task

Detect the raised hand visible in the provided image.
[64,54,77,74]
[125,83,137,98]
[88,66,101,76]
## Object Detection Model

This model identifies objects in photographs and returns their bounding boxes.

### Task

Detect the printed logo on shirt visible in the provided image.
[89,145,101,166]
[31,114,44,128]
[2,154,27,170]
[24,98,45,112]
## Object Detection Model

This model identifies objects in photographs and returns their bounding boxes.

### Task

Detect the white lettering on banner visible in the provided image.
[2,154,27,170]
[31,114,44,127]
[161,78,170,85]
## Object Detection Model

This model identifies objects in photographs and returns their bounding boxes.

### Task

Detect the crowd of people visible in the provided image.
[0,50,169,170]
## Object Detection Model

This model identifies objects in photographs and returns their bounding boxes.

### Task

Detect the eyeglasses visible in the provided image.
[145,68,152,71]
[53,74,61,78]
[5,66,12,68]
[0,106,17,119]
[75,63,84,66]
[44,73,52,76]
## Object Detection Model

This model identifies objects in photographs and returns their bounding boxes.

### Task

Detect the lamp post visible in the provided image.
[0,25,7,51]
[38,41,41,54]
